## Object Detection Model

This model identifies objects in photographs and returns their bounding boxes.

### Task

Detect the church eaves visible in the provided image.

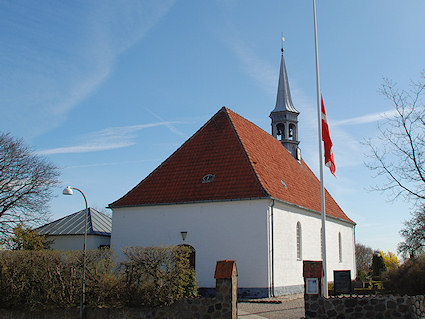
[109,107,354,224]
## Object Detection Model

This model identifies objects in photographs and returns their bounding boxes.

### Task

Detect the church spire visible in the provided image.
[272,49,299,114]
[269,48,301,160]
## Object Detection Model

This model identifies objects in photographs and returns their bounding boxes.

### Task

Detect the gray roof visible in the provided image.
[271,53,299,114]
[37,208,112,236]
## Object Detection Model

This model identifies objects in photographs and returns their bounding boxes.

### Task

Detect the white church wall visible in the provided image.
[271,200,355,292]
[47,235,110,251]
[325,217,356,282]
[111,200,270,289]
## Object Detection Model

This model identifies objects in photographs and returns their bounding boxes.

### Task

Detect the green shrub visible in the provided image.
[384,254,425,295]
[83,248,125,308]
[0,250,81,309]
[356,268,370,282]
[121,246,198,307]
[0,246,198,310]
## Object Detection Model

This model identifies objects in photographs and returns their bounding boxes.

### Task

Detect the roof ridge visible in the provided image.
[223,108,271,198]
[35,208,84,231]
[36,207,113,235]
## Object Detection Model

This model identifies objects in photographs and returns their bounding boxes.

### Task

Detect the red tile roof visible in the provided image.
[110,107,354,224]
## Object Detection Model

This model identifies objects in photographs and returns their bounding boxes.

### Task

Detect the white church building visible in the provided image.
[109,52,356,298]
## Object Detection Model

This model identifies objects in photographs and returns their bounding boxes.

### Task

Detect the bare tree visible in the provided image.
[399,206,425,258]
[364,72,425,205]
[0,132,60,238]
[355,243,373,272]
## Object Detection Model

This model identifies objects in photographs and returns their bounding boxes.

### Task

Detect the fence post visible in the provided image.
[214,260,238,319]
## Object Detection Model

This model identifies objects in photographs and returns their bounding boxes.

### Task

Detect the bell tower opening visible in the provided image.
[276,123,285,140]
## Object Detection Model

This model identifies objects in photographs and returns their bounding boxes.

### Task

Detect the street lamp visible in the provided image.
[63,186,88,319]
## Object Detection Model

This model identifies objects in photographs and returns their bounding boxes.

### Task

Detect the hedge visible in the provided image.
[0,246,197,310]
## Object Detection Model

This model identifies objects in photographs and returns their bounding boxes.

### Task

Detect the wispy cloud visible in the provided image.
[64,159,156,169]
[38,122,174,155]
[145,108,189,139]
[333,109,397,126]
[226,37,277,95]
[215,16,276,96]
[0,1,175,139]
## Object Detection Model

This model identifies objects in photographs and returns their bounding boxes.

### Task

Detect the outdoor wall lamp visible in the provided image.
[181,231,188,241]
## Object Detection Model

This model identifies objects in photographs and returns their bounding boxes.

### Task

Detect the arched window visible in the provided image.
[289,124,296,141]
[296,222,302,260]
[178,244,196,270]
[338,232,342,263]
[276,123,285,140]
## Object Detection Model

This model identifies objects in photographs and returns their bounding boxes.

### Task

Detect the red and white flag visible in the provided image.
[321,95,336,176]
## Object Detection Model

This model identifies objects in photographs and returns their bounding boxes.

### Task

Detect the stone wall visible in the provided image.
[410,295,425,319]
[302,260,425,318]
[0,298,230,319]
[0,260,238,319]
[305,294,425,319]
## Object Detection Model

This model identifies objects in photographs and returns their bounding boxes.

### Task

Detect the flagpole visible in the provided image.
[313,0,328,298]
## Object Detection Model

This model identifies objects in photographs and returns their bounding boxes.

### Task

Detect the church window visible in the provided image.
[202,174,215,183]
[296,222,302,260]
[338,232,342,263]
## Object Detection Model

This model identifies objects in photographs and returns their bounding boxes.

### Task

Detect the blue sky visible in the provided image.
[1,0,424,254]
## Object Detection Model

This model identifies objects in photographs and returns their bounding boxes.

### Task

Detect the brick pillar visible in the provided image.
[214,260,237,319]
[303,260,323,318]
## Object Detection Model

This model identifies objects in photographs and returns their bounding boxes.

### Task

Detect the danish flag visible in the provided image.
[321,95,336,176]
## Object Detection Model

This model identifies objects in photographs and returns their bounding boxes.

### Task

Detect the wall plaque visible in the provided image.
[306,278,319,294]
[333,270,351,294]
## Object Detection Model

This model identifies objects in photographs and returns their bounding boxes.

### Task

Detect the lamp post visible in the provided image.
[63,186,88,319]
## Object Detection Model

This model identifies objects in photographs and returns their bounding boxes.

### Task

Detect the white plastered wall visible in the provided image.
[48,235,111,251]
[111,200,270,288]
[271,200,355,288]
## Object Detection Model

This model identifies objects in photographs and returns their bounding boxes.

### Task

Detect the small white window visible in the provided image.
[338,232,342,263]
[202,174,215,183]
[296,222,302,260]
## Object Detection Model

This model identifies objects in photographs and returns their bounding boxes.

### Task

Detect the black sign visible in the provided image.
[333,270,351,294]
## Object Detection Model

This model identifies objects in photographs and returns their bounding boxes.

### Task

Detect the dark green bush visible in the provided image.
[371,252,387,278]
[384,254,425,295]
[356,268,370,282]
[0,246,198,310]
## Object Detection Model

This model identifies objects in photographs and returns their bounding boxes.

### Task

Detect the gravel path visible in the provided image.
[238,294,305,319]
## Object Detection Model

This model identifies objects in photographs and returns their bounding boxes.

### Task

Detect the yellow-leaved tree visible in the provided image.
[379,250,401,271]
